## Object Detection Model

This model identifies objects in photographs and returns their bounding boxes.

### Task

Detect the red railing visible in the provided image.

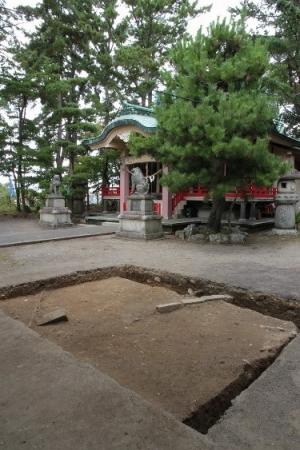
[101,186,120,197]
[225,185,277,200]
[172,184,277,212]
[172,186,209,210]
[248,186,277,199]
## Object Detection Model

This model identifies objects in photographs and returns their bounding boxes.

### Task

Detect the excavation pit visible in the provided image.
[0,271,297,433]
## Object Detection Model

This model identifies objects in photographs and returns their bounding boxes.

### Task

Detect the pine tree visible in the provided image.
[18,0,102,179]
[116,0,205,107]
[232,1,300,138]
[0,52,38,212]
[130,20,286,231]
[88,0,127,125]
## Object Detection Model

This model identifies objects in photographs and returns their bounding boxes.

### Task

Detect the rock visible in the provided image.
[208,233,221,243]
[184,224,199,239]
[187,288,194,296]
[189,233,206,241]
[209,233,229,243]
[230,232,248,244]
[208,232,247,244]
[175,230,185,240]
[37,309,68,326]
[221,234,230,243]
[154,276,161,283]
[183,294,233,306]
[156,302,183,313]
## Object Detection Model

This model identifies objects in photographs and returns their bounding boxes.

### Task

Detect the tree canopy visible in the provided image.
[130,20,286,230]
[232,0,300,138]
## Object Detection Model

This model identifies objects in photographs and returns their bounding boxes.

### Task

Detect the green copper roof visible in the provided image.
[83,101,300,150]
[82,102,157,146]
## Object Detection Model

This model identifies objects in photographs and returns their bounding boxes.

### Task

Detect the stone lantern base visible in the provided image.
[40,194,72,228]
[273,175,298,234]
[118,194,163,240]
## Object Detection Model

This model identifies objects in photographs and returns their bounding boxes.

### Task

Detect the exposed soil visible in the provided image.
[0,277,296,423]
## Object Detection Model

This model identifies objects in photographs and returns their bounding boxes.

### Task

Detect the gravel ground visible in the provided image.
[0,231,299,300]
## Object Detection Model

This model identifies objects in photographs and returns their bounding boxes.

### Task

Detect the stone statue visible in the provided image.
[49,175,61,195]
[130,167,149,195]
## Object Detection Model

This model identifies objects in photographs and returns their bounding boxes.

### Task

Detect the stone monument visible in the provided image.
[118,167,163,239]
[40,175,72,228]
[273,172,299,234]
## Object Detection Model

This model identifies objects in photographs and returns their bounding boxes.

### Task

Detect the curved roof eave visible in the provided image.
[271,128,300,150]
[82,114,157,146]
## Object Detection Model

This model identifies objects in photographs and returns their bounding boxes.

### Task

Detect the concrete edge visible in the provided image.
[0,310,214,450]
[0,231,116,248]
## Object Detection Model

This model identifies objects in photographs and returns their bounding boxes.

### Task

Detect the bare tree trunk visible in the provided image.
[208,196,226,233]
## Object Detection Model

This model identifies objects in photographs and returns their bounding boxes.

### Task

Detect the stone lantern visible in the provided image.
[274,173,299,233]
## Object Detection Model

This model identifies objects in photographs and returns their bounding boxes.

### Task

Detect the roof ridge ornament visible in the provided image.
[118,101,154,117]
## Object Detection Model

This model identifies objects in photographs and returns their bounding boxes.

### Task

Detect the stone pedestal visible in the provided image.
[40,194,72,228]
[118,194,163,240]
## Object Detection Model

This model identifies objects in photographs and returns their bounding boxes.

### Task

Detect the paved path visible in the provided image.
[1,225,300,448]
[0,233,299,300]
[209,334,300,450]
[0,311,214,450]
[0,218,117,247]
[1,288,300,449]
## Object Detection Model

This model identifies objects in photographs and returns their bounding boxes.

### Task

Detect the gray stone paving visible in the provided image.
[1,220,300,449]
[0,310,214,450]
[208,335,300,450]
[0,218,118,247]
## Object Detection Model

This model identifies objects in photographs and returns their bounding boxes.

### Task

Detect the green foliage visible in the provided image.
[232,0,300,138]
[76,150,119,186]
[17,0,107,175]
[0,45,39,212]
[130,19,286,229]
[295,211,300,224]
[116,0,206,106]
[0,184,16,214]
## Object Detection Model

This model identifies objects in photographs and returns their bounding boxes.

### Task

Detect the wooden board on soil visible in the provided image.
[0,277,296,421]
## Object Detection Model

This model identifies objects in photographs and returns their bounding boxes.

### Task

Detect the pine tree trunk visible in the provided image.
[17,160,26,213]
[208,196,226,233]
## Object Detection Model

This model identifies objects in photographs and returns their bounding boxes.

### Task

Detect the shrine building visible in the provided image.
[83,102,300,222]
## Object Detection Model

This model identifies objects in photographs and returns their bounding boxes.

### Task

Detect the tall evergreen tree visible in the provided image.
[232,0,300,138]
[130,20,286,231]
[18,0,102,178]
[116,0,205,107]
[0,52,38,212]
[88,0,127,126]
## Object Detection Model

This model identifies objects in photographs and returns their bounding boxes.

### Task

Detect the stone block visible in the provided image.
[271,228,298,236]
[156,302,183,313]
[183,294,233,306]
[37,309,68,326]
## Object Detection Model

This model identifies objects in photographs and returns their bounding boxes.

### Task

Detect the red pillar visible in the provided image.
[120,162,129,214]
[162,165,172,219]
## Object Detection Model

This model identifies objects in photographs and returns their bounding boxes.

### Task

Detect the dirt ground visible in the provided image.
[0,277,296,421]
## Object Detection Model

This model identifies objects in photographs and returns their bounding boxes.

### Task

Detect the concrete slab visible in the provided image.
[209,335,300,450]
[0,219,118,247]
[0,310,214,450]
